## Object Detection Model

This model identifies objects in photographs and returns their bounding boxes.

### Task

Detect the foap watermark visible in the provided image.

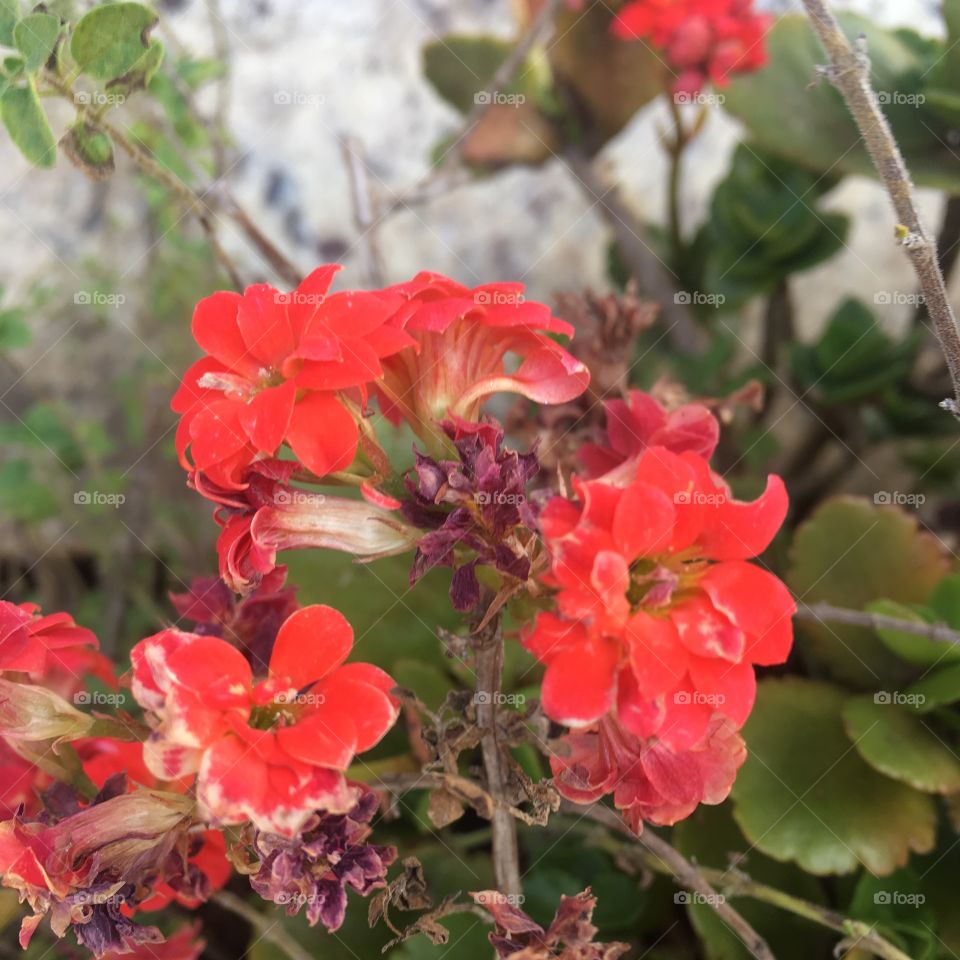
[273,90,325,107]
[674,691,725,707]
[74,491,125,508]
[274,291,326,306]
[474,891,526,907]
[874,691,926,707]
[475,290,525,306]
[275,489,326,507]
[674,90,725,107]
[874,291,925,306]
[873,891,925,907]
[675,490,727,506]
[74,90,126,107]
[873,90,926,107]
[474,691,526,707]
[74,690,127,707]
[473,90,525,107]
[74,290,125,308]
[675,291,725,308]
[675,891,726,906]
[475,491,525,506]
[874,491,925,508]
[274,691,326,707]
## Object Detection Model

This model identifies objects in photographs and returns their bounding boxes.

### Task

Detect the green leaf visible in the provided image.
[70,2,158,82]
[905,663,960,712]
[1,80,55,167]
[422,35,536,115]
[60,120,114,179]
[866,598,960,667]
[13,12,58,73]
[0,0,19,47]
[842,695,960,794]
[0,460,57,522]
[848,868,939,960]
[731,678,936,875]
[106,37,163,93]
[700,145,848,307]
[724,13,960,192]
[0,307,29,349]
[789,299,921,406]
[787,497,949,686]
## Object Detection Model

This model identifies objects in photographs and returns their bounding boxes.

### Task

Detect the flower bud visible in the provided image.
[0,678,94,746]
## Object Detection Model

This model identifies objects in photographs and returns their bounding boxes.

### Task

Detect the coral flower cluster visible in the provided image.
[612,0,771,94]
[525,402,794,830]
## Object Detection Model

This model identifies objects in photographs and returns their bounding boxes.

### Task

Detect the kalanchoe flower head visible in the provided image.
[207,464,420,595]
[375,272,589,443]
[472,887,629,960]
[0,788,195,953]
[524,444,792,749]
[579,389,720,479]
[550,713,745,833]
[249,786,395,932]
[170,570,298,675]
[172,264,416,489]
[403,417,540,611]
[0,601,114,697]
[612,0,771,94]
[131,605,400,836]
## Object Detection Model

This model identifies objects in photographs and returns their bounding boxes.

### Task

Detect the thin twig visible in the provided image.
[796,601,960,645]
[563,148,706,354]
[800,0,960,413]
[560,802,774,960]
[475,617,522,897]
[341,135,387,287]
[213,891,313,960]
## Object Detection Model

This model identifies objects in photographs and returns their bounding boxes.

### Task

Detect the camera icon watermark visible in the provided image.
[674,490,727,506]
[874,291,925,306]
[475,891,526,906]
[474,290,525,306]
[274,291,325,306]
[675,891,726,905]
[873,891,925,906]
[873,90,926,107]
[74,90,125,107]
[674,691,726,706]
[275,490,326,507]
[475,491,525,506]
[473,691,526,707]
[674,91,725,106]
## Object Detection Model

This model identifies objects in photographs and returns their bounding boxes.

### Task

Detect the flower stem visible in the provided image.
[474,616,522,898]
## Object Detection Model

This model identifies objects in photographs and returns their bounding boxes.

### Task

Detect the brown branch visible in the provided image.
[341,135,387,288]
[559,802,775,960]
[563,148,706,354]
[800,0,960,414]
[475,619,522,897]
[796,601,960,645]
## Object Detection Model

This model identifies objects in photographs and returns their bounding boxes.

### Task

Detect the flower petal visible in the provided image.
[270,605,353,688]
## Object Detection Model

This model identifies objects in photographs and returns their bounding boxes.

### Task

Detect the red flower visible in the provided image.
[612,0,770,94]
[131,605,399,835]
[579,389,719,479]
[0,740,48,819]
[0,601,114,697]
[551,714,745,832]
[172,265,415,489]
[524,443,793,752]
[375,272,589,442]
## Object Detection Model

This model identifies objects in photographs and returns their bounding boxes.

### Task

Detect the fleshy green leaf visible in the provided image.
[788,497,949,686]
[731,678,936,876]
[0,0,19,47]
[106,37,163,93]
[842,695,960,794]
[13,12,58,73]
[866,598,960,667]
[906,664,960,712]
[70,2,158,82]
[1,80,56,167]
[725,13,960,191]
